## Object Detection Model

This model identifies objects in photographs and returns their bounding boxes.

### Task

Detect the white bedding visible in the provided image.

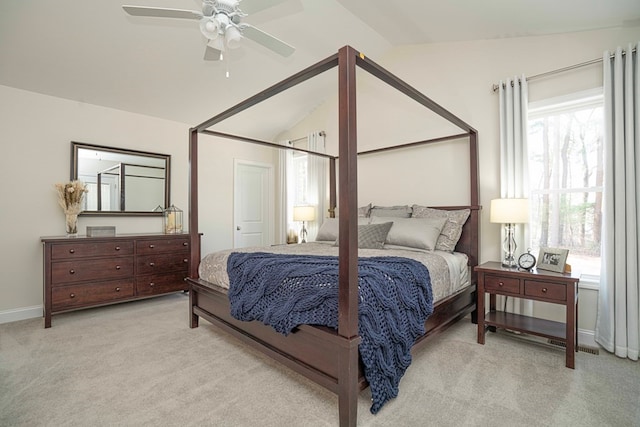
[198,242,470,303]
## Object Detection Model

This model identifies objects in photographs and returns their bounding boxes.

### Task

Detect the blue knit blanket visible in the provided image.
[227,252,434,414]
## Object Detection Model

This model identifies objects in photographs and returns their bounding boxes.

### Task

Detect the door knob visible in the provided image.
[236,226,241,230]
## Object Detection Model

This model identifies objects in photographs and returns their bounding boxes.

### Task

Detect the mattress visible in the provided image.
[198,242,470,303]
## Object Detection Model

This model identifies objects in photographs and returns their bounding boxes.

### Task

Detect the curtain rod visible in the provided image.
[289,130,326,143]
[491,47,636,92]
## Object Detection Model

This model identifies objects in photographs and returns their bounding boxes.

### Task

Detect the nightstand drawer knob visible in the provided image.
[149,282,155,287]
[115,246,121,251]
[70,293,75,298]
[183,242,188,247]
[69,249,75,254]
[69,269,75,275]
[115,287,121,292]
[115,265,121,270]
[183,258,188,263]
[498,282,504,287]
[149,262,155,267]
[149,244,155,249]
[542,288,548,293]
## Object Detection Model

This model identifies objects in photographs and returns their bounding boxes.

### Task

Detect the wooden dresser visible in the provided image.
[42,233,193,328]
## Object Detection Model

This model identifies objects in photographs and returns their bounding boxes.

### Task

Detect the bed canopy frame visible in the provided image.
[187,45,480,426]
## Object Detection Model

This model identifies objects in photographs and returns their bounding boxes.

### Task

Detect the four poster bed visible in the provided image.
[186,46,480,426]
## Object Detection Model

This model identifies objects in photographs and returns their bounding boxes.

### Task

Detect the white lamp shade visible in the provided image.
[225,25,242,49]
[293,205,315,222]
[199,17,220,40]
[490,198,529,224]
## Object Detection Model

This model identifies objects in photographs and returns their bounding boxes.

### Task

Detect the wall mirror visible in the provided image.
[71,141,171,216]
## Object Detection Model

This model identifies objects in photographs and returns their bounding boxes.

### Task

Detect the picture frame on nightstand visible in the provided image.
[537,247,569,273]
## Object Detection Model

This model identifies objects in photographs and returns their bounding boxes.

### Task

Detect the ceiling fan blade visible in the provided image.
[239,0,290,15]
[204,45,222,61]
[122,5,203,20]
[241,24,295,57]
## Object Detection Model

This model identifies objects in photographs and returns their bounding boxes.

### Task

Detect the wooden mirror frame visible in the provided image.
[70,141,171,216]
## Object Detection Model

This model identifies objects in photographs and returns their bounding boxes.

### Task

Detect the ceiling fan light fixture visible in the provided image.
[225,25,242,49]
[199,17,219,39]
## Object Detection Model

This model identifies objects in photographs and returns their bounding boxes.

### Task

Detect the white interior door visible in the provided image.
[234,160,273,248]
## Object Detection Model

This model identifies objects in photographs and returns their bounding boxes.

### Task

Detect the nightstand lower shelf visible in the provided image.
[485,311,566,342]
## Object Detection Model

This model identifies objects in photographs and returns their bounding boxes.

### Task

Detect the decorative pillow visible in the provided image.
[370,216,447,251]
[358,203,372,218]
[370,205,412,218]
[332,222,393,249]
[315,217,370,242]
[356,222,393,249]
[411,205,471,252]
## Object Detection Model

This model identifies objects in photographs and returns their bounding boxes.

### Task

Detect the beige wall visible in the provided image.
[0,85,274,323]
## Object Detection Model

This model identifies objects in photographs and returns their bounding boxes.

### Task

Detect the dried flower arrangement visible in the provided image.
[55,180,88,235]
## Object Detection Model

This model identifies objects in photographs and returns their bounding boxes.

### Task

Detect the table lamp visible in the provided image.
[490,198,529,268]
[293,205,315,243]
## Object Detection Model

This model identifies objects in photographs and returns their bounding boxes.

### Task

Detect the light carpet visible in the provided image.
[1,294,638,426]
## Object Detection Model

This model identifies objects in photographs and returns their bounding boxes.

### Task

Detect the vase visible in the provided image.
[65,213,78,237]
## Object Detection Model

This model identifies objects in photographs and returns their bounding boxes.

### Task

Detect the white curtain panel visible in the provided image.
[498,75,532,315]
[595,44,640,361]
[306,131,327,241]
[278,140,294,244]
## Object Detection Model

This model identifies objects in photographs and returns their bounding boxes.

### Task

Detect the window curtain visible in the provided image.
[498,75,532,315]
[306,131,326,241]
[278,140,294,245]
[595,44,640,361]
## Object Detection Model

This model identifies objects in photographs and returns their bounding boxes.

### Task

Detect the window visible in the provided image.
[291,149,308,206]
[527,89,604,282]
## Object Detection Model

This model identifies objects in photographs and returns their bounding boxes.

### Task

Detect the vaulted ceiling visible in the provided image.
[1,0,639,137]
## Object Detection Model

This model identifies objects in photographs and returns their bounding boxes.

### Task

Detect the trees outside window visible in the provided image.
[527,89,604,280]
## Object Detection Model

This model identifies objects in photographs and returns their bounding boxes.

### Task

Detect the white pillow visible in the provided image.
[370,216,447,251]
[315,217,370,242]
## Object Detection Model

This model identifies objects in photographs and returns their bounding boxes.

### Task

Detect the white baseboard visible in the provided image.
[0,305,42,325]
[578,328,597,348]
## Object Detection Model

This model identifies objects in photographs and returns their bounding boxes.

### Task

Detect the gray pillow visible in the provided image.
[358,203,372,218]
[411,205,471,252]
[333,222,393,249]
[370,205,412,218]
[370,216,447,251]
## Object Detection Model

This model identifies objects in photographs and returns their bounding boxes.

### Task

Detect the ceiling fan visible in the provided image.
[122,0,295,60]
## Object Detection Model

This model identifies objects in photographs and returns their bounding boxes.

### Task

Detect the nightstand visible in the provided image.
[475,261,580,368]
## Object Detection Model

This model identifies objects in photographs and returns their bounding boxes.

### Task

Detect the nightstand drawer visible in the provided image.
[524,280,566,302]
[484,275,520,294]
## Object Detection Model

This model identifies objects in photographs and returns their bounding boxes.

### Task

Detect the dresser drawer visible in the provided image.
[136,238,189,255]
[136,272,188,296]
[484,275,521,294]
[524,280,566,302]
[136,253,189,275]
[51,257,134,285]
[51,241,134,260]
[52,280,135,310]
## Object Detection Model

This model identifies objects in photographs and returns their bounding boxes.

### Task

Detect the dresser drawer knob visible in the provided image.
[149,282,155,287]
[183,258,188,263]
[115,287,121,292]
[115,246,121,251]
[69,269,75,275]
[149,262,155,267]
[69,293,75,298]
[115,265,121,270]
[498,282,504,287]
[69,249,75,254]
[183,242,188,247]
[149,244,155,249]
[542,288,548,293]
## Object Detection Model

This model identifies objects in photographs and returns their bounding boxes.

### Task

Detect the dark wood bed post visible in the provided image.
[189,128,200,328]
[337,45,361,427]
